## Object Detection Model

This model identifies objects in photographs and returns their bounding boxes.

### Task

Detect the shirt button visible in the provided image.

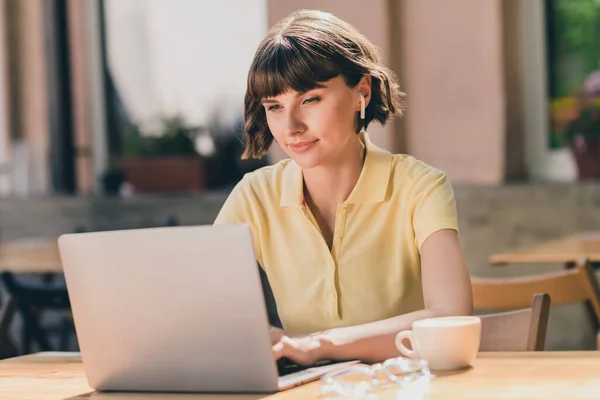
[328,263,335,270]
[328,292,336,298]
[334,235,342,242]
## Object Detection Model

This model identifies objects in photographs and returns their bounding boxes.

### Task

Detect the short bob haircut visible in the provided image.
[242,9,405,159]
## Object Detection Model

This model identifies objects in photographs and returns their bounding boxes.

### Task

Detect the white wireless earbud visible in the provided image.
[360,94,366,120]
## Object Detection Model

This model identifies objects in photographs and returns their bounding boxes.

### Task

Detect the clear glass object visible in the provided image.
[320,357,434,398]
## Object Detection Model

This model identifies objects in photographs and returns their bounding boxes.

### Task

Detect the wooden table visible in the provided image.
[2,351,600,399]
[490,232,600,265]
[0,237,62,274]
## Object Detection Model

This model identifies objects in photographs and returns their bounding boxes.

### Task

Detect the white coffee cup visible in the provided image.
[394,316,481,371]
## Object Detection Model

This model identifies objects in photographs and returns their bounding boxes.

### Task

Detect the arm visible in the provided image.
[272,229,473,364]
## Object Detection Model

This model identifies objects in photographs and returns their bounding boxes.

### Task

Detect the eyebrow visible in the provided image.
[262,90,319,104]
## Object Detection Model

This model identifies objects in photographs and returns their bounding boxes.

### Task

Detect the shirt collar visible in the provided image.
[280,132,393,207]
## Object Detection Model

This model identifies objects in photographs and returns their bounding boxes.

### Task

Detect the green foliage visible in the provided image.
[554,0,598,53]
[551,0,600,96]
[123,115,198,158]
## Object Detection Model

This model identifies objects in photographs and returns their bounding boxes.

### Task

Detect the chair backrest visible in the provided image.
[472,257,600,351]
[478,293,550,351]
[1,271,70,309]
[472,257,600,324]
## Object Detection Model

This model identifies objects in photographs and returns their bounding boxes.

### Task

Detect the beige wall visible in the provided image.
[400,0,506,184]
[266,0,397,162]
[67,0,94,193]
[8,0,51,195]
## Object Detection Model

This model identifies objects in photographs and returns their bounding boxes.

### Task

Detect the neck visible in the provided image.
[302,135,366,206]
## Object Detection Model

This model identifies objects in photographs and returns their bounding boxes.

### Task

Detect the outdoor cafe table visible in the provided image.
[1,351,600,399]
[490,232,600,266]
[0,237,62,275]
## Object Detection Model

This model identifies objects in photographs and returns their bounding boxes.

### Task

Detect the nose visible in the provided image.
[283,108,306,137]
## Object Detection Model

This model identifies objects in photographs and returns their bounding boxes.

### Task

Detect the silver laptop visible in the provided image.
[58,224,357,393]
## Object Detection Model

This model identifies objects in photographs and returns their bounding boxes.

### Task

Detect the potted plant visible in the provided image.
[100,159,126,196]
[121,115,207,193]
[565,95,600,180]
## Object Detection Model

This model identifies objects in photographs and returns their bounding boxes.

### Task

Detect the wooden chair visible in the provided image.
[478,293,550,351]
[472,257,600,350]
[0,271,71,354]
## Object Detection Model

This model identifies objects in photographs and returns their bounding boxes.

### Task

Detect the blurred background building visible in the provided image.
[0,0,600,353]
[2,0,599,198]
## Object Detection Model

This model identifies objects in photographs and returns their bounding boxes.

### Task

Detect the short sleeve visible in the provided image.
[213,176,263,263]
[412,171,458,250]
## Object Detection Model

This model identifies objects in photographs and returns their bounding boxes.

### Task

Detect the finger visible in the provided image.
[272,336,297,360]
[270,328,284,345]
[282,338,317,366]
[272,341,285,361]
[274,338,313,366]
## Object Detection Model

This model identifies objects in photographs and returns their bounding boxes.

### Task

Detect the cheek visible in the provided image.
[315,99,355,132]
[265,114,283,138]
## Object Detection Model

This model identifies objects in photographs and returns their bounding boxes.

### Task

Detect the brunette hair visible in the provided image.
[242,9,405,159]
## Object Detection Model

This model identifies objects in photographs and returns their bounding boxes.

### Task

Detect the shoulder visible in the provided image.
[234,159,292,205]
[214,159,291,227]
[390,154,451,192]
[236,158,292,195]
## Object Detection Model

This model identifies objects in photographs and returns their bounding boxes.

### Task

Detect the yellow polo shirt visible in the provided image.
[214,133,458,334]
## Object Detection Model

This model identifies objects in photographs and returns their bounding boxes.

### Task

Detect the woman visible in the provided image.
[214,9,473,365]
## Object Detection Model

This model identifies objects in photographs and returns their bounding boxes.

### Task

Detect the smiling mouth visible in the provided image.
[288,140,318,153]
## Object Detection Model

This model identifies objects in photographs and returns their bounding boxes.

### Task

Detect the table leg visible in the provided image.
[583,301,600,349]
[567,259,600,350]
[0,296,18,358]
[587,268,600,350]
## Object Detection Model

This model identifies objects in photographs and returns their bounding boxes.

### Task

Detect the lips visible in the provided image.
[288,139,317,154]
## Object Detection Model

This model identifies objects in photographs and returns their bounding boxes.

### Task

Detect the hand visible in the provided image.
[270,326,325,366]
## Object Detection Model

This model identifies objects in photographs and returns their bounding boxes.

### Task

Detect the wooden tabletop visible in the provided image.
[2,351,600,400]
[0,237,62,274]
[490,232,600,265]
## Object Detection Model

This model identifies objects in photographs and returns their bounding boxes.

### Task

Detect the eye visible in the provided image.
[303,97,320,105]
[267,104,282,111]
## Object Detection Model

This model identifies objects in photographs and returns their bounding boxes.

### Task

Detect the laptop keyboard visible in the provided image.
[277,357,342,377]
[277,358,304,376]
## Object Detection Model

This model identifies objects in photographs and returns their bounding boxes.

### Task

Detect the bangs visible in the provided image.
[248,36,344,100]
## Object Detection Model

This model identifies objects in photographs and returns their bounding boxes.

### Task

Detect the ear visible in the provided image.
[355,75,372,111]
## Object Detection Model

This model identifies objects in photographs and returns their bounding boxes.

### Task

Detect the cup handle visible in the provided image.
[395,330,414,357]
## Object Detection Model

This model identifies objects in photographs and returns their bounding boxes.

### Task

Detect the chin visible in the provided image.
[293,159,320,170]
[286,152,322,170]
